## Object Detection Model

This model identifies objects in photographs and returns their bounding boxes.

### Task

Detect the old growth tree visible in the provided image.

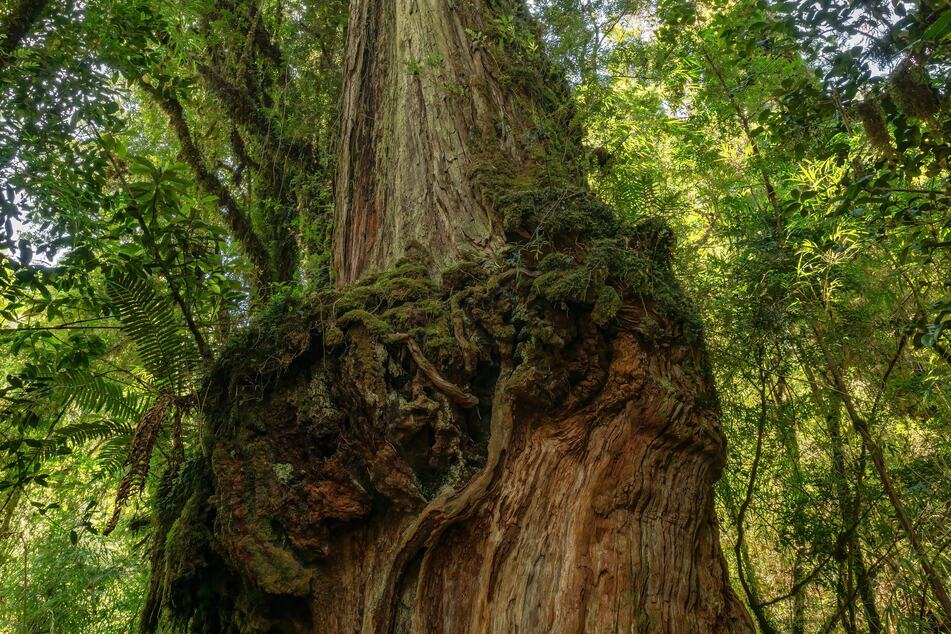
[2,0,757,631]
[143,1,752,631]
[5,0,951,630]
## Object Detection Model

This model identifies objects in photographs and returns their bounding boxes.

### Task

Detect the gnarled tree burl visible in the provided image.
[143,1,754,631]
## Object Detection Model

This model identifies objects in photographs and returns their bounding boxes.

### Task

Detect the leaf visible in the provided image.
[922,11,951,41]
[53,370,144,421]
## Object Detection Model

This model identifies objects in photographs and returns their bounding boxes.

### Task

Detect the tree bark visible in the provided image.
[143,1,753,632]
[333,0,581,283]
[324,2,749,629]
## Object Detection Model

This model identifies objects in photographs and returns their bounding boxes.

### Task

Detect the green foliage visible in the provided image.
[106,268,200,395]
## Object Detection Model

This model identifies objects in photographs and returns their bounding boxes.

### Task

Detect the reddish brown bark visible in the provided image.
[322,2,751,629]
[148,292,751,633]
[333,0,580,283]
[301,328,752,633]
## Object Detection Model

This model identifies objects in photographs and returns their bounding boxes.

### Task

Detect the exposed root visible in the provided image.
[387,333,479,408]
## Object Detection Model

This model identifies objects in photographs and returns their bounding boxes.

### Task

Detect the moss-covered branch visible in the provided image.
[140,82,276,289]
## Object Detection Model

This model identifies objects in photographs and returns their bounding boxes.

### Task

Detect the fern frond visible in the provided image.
[54,370,145,422]
[106,268,200,394]
[54,419,135,446]
[104,393,172,534]
[95,435,133,476]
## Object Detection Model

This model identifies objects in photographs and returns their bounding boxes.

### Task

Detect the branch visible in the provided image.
[140,82,274,289]
[757,493,882,608]
[196,62,316,166]
[733,352,779,634]
[0,0,51,71]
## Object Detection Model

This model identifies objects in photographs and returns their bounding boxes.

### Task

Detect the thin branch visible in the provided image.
[734,352,779,634]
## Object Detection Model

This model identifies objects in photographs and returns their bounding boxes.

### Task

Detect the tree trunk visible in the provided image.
[333,0,582,283]
[142,2,753,632]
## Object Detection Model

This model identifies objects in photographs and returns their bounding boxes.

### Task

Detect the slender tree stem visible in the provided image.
[734,353,779,634]
[813,330,951,627]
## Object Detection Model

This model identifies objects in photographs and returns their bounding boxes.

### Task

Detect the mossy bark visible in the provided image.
[143,1,753,632]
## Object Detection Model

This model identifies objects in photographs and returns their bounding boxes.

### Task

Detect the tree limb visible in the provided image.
[140,82,275,289]
[0,0,51,71]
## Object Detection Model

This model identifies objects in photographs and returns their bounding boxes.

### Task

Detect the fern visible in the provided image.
[54,370,145,422]
[54,419,135,446]
[96,435,133,476]
[106,268,200,394]
[104,394,172,534]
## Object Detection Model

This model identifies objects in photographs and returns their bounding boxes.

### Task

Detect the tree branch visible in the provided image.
[196,62,316,167]
[0,0,51,71]
[733,352,779,634]
[140,82,275,289]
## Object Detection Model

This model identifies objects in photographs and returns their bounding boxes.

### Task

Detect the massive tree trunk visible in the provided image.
[142,1,753,632]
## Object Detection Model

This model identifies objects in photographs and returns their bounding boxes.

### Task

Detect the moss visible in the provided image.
[537,252,575,271]
[142,457,216,633]
[890,59,941,123]
[499,188,620,245]
[324,323,344,346]
[856,97,894,155]
[336,309,394,338]
[441,261,488,290]
[592,286,621,326]
[532,266,594,304]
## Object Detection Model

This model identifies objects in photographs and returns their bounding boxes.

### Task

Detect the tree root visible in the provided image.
[387,333,479,408]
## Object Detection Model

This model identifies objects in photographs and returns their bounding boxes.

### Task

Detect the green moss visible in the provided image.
[142,458,215,633]
[336,309,394,338]
[592,286,621,326]
[856,97,894,154]
[499,188,620,244]
[441,260,488,289]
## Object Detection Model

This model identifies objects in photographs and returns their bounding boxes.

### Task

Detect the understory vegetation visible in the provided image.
[0,0,949,631]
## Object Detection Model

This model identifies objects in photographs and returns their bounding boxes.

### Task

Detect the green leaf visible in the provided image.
[106,267,199,393]
[922,11,951,41]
